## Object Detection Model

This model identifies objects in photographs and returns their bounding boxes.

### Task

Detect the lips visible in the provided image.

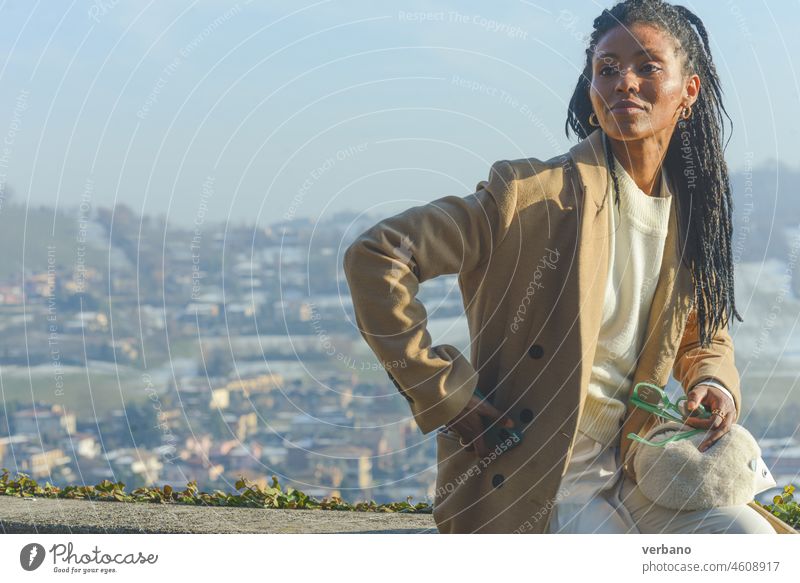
[611,100,645,111]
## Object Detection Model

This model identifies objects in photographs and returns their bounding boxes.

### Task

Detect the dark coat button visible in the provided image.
[519,408,534,424]
[528,344,544,359]
[492,474,504,488]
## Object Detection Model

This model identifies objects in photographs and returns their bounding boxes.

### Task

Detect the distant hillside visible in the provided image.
[730,161,800,262]
[0,159,796,283]
[0,202,107,279]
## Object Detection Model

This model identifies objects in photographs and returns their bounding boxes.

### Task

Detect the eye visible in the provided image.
[599,65,619,76]
[641,63,662,73]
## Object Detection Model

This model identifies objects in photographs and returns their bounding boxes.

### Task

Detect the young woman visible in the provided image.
[343,0,791,534]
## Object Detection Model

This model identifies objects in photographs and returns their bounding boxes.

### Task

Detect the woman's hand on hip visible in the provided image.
[444,393,514,458]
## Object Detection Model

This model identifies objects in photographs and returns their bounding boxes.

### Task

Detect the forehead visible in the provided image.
[592,23,678,61]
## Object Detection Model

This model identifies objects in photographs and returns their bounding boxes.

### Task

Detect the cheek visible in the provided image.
[588,81,609,108]
[649,78,684,110]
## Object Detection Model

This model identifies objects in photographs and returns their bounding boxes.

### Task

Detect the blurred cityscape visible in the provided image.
[0,198,799,505]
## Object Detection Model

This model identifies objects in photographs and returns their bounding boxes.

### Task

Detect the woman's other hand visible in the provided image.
[682,384,736,452]
[445,393,514,458]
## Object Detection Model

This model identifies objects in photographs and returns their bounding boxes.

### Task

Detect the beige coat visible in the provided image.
[343,128,796,534]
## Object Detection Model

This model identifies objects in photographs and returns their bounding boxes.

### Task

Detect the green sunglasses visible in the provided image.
[626,381,711,447]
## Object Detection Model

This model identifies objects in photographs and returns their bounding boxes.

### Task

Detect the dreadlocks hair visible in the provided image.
[564,0,741,349]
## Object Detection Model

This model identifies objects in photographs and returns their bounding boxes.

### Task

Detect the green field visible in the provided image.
[0,366,150,421]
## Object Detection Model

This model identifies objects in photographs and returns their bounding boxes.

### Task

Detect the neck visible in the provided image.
[608,132,672,197]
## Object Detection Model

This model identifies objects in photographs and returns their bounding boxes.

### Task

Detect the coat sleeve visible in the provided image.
[342,160,518,434]
[672,308,741,423]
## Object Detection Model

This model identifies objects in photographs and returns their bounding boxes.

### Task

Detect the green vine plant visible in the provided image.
[3,468,797,527]
[754,484,799,529]
[0,468,432,513]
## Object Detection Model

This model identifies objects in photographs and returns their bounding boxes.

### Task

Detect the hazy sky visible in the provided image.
[0,0,797,228]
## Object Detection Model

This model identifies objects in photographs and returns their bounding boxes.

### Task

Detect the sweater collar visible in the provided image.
[568,128,677,203]
[609,149,673,200]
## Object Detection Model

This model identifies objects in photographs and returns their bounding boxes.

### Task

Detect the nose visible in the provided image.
[614,66,640,94]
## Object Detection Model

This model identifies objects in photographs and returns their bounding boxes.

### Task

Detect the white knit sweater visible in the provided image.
[576,150,674,447]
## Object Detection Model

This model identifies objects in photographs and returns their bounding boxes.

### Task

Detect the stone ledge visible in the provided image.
[0,496,436,534]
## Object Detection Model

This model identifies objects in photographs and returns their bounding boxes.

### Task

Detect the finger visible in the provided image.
[473,434,490,458]
[706,388,736,422]
[688,388,734,426]
[684,412,730,430]
[476,398,515,428]
[698,424,731,452]
[682,415,719,430]
[454,417,482,453]
[685,385,708,413]
[711,413,724,429]
[706,408,726,429]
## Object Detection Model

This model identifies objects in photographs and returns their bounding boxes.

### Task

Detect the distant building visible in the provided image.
[314,444,373,493]
[0,435,29,469]
[59,432,101,459]
[24,447,71,479]
[13,404,77,442]
[209,388,230,410]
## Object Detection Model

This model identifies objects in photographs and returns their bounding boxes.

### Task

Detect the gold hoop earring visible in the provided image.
[681,105,692,120]
[589,112,600,127]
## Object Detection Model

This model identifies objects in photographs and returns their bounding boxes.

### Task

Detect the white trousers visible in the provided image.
[548,431,775,534]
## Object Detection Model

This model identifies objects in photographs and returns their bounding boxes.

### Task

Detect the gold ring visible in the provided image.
[711,408,725,418]
[459,437,470,447]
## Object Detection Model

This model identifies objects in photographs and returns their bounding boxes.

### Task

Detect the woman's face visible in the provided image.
[589,22,700,143]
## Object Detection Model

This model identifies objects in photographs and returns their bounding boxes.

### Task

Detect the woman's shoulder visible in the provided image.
[484,152,575,208]
[507,151,575,181]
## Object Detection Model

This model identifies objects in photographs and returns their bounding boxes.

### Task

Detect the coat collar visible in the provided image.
[568,128,608,211]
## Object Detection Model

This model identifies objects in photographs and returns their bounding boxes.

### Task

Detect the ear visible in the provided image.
[684,73,701,108]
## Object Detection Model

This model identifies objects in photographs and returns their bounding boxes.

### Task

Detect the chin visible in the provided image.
[600,125,651,142]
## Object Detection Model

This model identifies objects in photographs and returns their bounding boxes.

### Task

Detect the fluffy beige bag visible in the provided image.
[632,421,776,511]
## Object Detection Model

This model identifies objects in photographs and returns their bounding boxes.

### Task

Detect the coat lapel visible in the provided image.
[562,129,694,465]
[563,128,612,434]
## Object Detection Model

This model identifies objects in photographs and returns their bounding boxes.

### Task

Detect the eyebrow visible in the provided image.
[593,49,663,60]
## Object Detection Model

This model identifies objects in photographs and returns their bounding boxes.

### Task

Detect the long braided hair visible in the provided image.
[565,0,741,349]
